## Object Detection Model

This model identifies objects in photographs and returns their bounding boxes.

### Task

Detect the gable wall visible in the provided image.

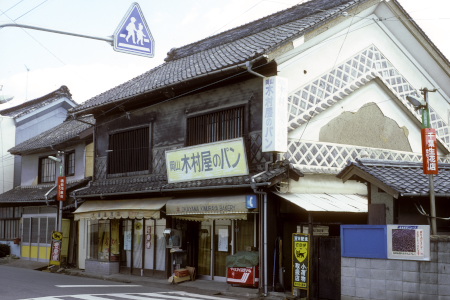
[279,7,450,156]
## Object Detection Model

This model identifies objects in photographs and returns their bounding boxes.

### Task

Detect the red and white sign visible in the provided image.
[57,176,67,201]
[421,128,438,175]
[227,266,259,287]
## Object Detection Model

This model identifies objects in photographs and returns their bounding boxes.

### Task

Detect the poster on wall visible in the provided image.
[387,225,430,261]
[292,233,310,291]
[124,231,132,251]
[218,228,229,252]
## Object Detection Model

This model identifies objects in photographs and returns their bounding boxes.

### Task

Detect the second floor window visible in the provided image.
[186,106,245,146]
[107,126,150,174]
[39,157,56,183]
[65,151,75,176]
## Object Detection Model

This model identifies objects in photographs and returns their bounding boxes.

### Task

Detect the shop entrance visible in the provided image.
[196,217,257,281]
[197,219,232,280]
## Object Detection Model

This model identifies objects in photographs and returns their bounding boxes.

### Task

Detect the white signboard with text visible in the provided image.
[165,138,249,183]
[262,76,288,153]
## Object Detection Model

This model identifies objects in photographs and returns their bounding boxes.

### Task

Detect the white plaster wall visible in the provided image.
[277,9,450,156]
[289,82,427,154]
[20,143,88,186]
[16,106,68,144]
[0,116,16,193]
[289,174,367,195]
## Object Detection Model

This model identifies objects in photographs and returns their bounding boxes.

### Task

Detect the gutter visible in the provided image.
[70,55,270,117]
[401,193,450,197]
[73,182,271,199]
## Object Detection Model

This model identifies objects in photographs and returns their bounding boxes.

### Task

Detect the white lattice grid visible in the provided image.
[287,45,450,151]
[286,140,450,174]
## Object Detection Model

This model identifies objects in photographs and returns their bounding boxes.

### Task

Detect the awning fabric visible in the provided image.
[274,193,367,213]
[166,195,257,221]
[73,198,170,220]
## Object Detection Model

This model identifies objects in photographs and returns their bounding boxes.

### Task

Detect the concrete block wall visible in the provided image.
[342,236,450,300]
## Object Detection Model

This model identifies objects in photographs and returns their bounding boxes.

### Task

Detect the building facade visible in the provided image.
[69,0,450,297]
[0,86,78,257]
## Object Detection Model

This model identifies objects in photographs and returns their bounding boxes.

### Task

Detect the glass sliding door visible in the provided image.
[214,220,232,278]
[198,220,212,278]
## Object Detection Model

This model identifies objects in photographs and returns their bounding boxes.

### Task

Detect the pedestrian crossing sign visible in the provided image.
[113,2,154,57]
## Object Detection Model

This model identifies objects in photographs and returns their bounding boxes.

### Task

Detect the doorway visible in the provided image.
[196,216,257,281]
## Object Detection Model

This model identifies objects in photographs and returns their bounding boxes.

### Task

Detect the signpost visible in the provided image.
[113,2,155,57]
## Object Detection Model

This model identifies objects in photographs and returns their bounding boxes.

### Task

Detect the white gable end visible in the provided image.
[276,1,450,175]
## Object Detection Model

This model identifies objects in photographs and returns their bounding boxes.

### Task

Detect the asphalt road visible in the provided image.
[0,265,236,300]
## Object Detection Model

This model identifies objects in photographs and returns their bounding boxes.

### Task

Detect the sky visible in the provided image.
[0,0,449,108]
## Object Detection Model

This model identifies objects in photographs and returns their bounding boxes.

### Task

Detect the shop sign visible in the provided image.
[387,225,430,261]
[165,138,249,183]
[57,176,66,201]
[262,76,288,153]
[50,231,63,266]
[421,128,438,174]
[292,233,310,290]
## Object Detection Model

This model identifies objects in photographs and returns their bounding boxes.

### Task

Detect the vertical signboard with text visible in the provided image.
[421,128,438,174]
[292,233,310,291]
[263,76,288,153]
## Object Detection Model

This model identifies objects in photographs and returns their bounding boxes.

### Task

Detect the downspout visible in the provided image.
[245,61,266,78]
[72,180,93,209]
[44,185,58,206]
[247,61,270,296]
[251,159,273,297]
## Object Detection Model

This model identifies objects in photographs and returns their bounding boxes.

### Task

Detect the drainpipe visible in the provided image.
[245,61,266,78]
[44,185,58,206]
[251,159,273,297]
[72,179,93,209]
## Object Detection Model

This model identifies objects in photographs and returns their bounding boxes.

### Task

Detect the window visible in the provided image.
[107,126,150,174]
[186,106,245,146]
[65,151,75,176]
[0,207,21,240]
[39,157,56,183]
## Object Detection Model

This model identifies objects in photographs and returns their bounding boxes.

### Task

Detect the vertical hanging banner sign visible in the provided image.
[292,233,310,290]
[262,76,288,153]
[57,176,67,201]
[421,128,438,174]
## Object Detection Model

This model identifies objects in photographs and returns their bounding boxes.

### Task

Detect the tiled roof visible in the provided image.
[9,115,95,155]
[74,161,303,198]
[71,0,364,115]
[0,178,91,204]
[0,85,76,119]
[337,159,450,197]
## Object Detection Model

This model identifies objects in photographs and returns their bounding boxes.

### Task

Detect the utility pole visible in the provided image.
[422,88,438,235]
[407,88,438,235]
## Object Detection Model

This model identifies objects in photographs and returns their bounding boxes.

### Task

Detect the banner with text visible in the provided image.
[166,138,249,183]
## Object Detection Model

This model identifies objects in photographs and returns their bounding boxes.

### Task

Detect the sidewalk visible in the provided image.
[0,257,293,300]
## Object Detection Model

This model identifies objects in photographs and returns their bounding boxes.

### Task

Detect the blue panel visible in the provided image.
[341,225,387,259]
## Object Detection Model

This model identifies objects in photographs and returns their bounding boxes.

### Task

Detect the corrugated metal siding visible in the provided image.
[275,192,367,212]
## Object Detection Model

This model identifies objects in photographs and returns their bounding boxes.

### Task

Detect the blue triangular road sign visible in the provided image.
[114,3,154,57]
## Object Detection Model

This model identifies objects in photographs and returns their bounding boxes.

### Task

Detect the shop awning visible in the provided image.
[73,198,170,220]
[274,193,367,213]
[166,195,258,221]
